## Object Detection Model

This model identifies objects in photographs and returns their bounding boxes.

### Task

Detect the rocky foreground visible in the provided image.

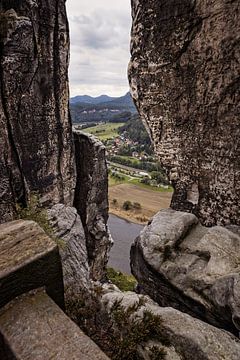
[131,209,240,335]
[0,0,239,358]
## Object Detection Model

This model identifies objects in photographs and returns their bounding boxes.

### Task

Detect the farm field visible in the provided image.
[109,183,173,224]
[83,122,124,140]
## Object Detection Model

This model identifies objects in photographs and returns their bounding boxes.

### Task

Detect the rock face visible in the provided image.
[129,0,240,226]
[74,131,112,281]
[131,209,240,334]
[99,285,240,360]
[47,204,90,302]
[0,1,75,223]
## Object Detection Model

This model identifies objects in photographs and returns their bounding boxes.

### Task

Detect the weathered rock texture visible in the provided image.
[47,204,90,302]
[129,0,240,226]
[131,209,240,335]
[74,131,112,281]
[99,285,240,360]
[0,219,64,310]
[0,290,110,360]
[0,0,75,223]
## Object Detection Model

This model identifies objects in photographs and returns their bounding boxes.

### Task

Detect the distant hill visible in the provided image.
[70,92,137,123]
[70,94,116,105]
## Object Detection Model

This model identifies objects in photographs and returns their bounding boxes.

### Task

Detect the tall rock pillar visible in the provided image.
[0,0,75,223]
[129,0,240,226]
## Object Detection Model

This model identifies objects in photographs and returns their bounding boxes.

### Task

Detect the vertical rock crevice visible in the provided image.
[0,1,75,223]
[73,131,112,282]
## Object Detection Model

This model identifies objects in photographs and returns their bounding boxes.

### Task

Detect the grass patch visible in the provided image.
[107,267,137,292]
[130,178,173,192]
[109,173,173,192]
[17,194,65,248]
[83,122,124,140]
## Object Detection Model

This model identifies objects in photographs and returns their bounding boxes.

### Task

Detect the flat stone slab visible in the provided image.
[0,220,64,309]
[0,290,109,360]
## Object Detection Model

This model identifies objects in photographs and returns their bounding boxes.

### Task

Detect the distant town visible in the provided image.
[71,93,172,224]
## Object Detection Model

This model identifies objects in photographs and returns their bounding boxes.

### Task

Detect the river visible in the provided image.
[108,214,145,274]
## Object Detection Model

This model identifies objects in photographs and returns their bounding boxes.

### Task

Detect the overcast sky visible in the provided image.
[66,0,132,97]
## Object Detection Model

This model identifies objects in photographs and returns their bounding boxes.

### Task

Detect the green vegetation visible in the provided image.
[83,122,124,140]
[107,267,137,292]
[109,155,163,172]
[118,114,153,154]
[70,92,137,123]
[122,200,133,211]
[109,172,172,192]
[17,194,53,235]
[17,194,65,248]
[122,201,142,211]
[110,300,168,360]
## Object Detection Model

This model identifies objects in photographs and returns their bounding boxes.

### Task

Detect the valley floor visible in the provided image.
[108,183,172,224]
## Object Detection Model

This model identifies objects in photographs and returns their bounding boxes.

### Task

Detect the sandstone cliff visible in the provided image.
[129,0,240,226]
[0,0,75,223]
[1,0,240,358]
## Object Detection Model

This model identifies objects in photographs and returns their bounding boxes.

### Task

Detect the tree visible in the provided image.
[122,201,132,211]
[133,202,141,210]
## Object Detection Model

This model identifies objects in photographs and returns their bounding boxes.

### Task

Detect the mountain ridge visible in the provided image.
[70,92,137,123]
[70,94,116,105]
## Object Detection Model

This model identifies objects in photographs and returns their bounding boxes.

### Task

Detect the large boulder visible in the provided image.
[47,204,90,302]
[129,0,240,226]
[0,0,75,223]
[131,209,240,334]
[73,131,112,281]
[99,285,240,360]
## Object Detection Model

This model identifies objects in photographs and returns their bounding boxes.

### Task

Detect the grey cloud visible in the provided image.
[67,0,131,96]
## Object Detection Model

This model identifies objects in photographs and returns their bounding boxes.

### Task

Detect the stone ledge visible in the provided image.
[0,290,109,360]
[0,220,64,309]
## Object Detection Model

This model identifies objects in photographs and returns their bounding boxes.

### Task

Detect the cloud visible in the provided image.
[66,0,132,97]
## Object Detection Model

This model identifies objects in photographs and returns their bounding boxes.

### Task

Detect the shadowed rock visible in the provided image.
[129,0,240,226]
[0,219,64,309]
[0,0,75,223]
[131,209,240,334]
[73,131,112,281]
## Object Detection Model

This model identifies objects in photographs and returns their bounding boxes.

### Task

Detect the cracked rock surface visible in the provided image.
[74,131,112,281]
[100,285,240,360]
[0,0,75,223]
[48,204,90,302]
[129,0,240,226]
[131,209,240,335]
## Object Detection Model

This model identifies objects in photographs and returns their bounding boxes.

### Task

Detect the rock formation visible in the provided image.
[131,209,240,335]
[129,0,240,226]
[74,131,112,281]
[0,0,75,223]
[47,204,90,302]
[98,285,240,359]
[1,0,240,358]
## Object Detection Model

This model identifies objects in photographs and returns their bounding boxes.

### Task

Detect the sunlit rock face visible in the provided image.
[131,209,240,335]
[0,0,75,223]
[129,0,240,226]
